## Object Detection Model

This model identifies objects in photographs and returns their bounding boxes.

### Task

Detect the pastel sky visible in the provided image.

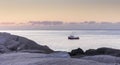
[0,0,120,23]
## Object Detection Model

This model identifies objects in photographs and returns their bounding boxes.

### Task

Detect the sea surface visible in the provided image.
[0,30,120,51]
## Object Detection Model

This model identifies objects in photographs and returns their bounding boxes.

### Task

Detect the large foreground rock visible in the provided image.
[82,55,120,64]
[0,32,53,53]
[0,53,117,65]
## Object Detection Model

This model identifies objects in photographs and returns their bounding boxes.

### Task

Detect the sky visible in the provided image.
[0,0,120,23]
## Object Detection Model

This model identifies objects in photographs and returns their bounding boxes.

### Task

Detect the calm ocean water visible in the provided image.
[0,30,120,51]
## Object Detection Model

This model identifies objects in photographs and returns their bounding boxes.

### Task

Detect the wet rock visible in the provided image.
[69,48,84,57]
[85,49,96,56]
[85,47,120,57]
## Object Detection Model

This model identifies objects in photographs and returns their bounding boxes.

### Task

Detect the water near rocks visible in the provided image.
[0,30,120,51]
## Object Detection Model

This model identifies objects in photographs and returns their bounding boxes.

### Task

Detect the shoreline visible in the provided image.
[0,32,120,65]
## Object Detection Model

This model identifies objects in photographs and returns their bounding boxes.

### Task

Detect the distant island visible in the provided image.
[1,21,120,30]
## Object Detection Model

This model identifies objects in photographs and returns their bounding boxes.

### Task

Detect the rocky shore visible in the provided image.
[69,47,120,58]
[0,32,120,65]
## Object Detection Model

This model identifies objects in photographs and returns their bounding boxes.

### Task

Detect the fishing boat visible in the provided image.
[68,35,79,40]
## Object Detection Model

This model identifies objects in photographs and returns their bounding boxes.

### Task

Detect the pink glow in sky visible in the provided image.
[0,0,120,23]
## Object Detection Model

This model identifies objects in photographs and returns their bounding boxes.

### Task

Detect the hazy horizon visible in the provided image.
[0,21,120,30]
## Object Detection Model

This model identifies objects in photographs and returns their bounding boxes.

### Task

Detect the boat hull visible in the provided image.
[68,37,79,40]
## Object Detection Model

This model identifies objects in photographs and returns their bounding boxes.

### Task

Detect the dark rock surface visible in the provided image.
[69,48,85,58]
[85,49,97,55]
[85,47,120,57]
[0,32,53,54]
[69,47,120,58]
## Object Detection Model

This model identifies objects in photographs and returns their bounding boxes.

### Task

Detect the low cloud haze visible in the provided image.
[0,21,120,30]
[29,21,63,25]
